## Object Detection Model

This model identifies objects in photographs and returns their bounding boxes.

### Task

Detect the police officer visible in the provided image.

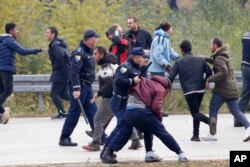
[59,29,99,146]
[101,47,148,164]
[45,26,70,119]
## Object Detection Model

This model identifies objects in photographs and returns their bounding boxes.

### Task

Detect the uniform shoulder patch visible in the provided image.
[74,55,81,62]
[77,47,82,52]
[120,67,128,74]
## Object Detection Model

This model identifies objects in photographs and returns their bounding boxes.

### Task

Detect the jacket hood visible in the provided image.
[0,34,12,42]
[49,38,68,48]
[154,29,169,38]
[151,75,171,90]
[98,52,117,65]
[211,44,230,58]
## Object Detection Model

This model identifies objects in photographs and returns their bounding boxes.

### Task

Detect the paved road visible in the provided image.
[0,114,250,166]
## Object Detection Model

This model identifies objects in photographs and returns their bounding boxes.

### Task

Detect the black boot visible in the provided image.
[100,144,116,159]
[101,147,117,164]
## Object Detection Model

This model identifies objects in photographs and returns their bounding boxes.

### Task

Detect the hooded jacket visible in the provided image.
[128,76,171,121]
[97,52,118,98]
[48,38,71,81]
[0,34,41,74]
[148,28,179,73]
[207,44,240,98]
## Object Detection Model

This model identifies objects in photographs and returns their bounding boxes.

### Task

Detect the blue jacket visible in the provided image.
[0,34,41,74]
[148,29,179,73]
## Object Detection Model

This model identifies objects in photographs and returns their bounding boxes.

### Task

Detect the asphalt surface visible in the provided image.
[0,114,250,166]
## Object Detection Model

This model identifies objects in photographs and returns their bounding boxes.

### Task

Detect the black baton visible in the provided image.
[139,62,152,78]
[77,98,89,124]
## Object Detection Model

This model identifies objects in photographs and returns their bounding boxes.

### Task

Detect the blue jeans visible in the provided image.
[60,83,97,140]
[209,92,250,129]
[0,71,13,113]
[106,97,133,152]
[238,64,250,113]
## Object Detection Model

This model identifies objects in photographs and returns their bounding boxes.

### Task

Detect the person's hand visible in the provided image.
[205,81,210,89]
[73,91,80,99]
[90,93,98,103]
[164,64,172,72]
[133,76,141,84]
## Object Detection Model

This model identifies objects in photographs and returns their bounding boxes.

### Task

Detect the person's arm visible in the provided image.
[151,91,165,122]
[207,57,228,83]
[70,49,83,91]
[152,39,169,66]
[204,61,213,80]
[168,62,178,83]
[169,41,180,61]
[145,31,153,49]
[7,38,42,55]
[111,30,129,46]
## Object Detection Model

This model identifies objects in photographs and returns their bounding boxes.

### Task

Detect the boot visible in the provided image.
[209,117,217,135]
[100,144,117,159]
[128,139,143,150]
[101,147,117,164]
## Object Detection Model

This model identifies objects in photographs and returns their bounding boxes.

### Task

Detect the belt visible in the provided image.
[80,79,92,85]
[242,61,250,65]
[113,93,128,100]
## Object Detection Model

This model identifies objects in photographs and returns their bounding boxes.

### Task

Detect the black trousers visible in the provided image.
[185,92,209,136]
[0,71,13,113]
[50,81,70,112]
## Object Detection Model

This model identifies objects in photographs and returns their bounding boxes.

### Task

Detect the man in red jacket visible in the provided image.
[125,76,188,163]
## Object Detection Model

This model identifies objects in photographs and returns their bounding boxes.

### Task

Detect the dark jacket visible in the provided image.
[206,44,240,98]
[168,53,212,94]
[97,52,118,98]
[125,28,152,49]
[129,76,171,121]
[242,31,250,63]
[70,40,95,91]
[114,58,141,97]
[48,38,70,81]
[0,34,41,74]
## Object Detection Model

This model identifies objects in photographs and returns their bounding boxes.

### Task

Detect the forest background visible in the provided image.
[0,0,250,116]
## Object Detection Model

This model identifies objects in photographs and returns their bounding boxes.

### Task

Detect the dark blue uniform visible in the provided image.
[105,58,141,151]
[60,40,97,140]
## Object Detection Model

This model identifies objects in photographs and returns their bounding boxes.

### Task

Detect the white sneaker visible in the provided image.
[178,153,189,162]
[243,127,250,142]
[201,133,217,141]
[0,107,10,124]
[145,151,162,162]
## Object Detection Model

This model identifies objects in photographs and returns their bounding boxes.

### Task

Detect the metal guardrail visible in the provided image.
[13,72,243,112]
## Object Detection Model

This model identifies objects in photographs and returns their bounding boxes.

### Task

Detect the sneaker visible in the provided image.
[201,133,217,141]
[190,135,201,141]
[0,107,10,124]
[145,151,162,162]
[59,138,78,146]
[51,110,67,120]
[85,130,93,138]
[128,139,143,150]
[177,153,189,162]
[243,127,250,142]
[82,143,100,151]
[209,117,217,135]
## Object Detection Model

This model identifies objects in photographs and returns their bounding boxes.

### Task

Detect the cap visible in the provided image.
[131,47,148,58]
[83,29,100,39]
